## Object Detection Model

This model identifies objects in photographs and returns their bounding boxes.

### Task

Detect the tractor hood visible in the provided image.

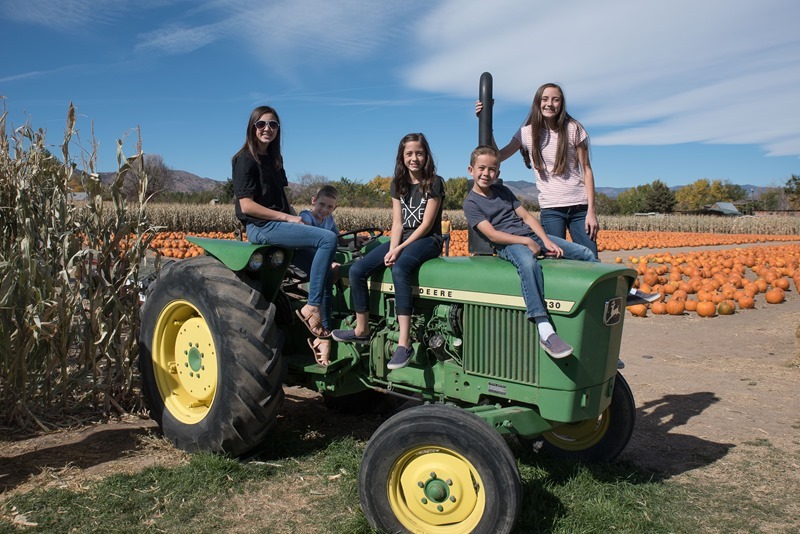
[342,256,636,317]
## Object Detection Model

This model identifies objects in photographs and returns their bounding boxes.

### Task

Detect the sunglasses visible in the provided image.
[255,120,280,130]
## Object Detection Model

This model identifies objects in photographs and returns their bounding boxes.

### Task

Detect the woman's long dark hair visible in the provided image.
[526,83,576,176]
[393,133,437,197]
[232,105,283,170]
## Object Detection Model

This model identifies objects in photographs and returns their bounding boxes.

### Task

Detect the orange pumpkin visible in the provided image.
[773,277,790,290]
[642,268,658,286]
[671,289,688,301]
[666,299,685,315]
[627,304,648,317]
[696,301,716,317]
[764,287,785,304]
[684,298,699,312]
[651,301,668,315]
[737,295,755,309]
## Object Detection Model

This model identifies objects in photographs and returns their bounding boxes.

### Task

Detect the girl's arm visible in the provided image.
[497,138,522,163]
[384,198,405,266]
[577,141,598,240]
[475,101,520,162]
[239,197,303,224]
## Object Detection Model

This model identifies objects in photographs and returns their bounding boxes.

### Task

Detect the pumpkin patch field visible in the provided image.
[146,229,800,320]
[3,229,799,531]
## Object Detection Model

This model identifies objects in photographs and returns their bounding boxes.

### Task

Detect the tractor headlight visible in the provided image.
[247,249,286,271]
[267,249,285,268]
[247,251,264,271]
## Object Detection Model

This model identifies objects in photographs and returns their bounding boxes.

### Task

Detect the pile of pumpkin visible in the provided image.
[622,244,797,318]
[597,230,798,252]
[146,229,796,260]
[143,232,797,322]
[149,231,235,259]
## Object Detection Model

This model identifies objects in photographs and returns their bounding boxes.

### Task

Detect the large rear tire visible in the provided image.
[538,372,636,462]
[359,404,521,534]
[138,256,285,456]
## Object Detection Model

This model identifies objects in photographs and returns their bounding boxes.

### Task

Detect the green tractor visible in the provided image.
[138,74,638,534]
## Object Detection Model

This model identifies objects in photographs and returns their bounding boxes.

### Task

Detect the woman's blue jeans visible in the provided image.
[246,221,337,309]
[497,235,598,320]
[540,205,598,258]
[349,236,442,316]
[292,246,335,330]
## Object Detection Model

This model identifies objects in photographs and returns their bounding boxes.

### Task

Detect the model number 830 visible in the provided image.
[544,299,575,313]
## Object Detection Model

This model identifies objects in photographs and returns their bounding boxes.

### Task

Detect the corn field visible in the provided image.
[0,105,157,429]
[3,103,798,431]
[138,204,800,236]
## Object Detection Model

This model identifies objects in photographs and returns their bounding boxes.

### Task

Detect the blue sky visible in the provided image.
[2,0,799,192]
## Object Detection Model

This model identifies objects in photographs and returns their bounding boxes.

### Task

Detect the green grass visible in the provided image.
[2,437,796,533]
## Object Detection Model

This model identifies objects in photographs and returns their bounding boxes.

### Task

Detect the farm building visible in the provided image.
[705,202,741,216]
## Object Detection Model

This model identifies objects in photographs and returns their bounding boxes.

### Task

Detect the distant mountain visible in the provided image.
[98,170,224,193]
[504,180,631,201]
[96,169,769,201]
[503,180,768,200]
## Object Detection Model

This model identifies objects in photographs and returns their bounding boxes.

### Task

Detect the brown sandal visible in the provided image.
[295,306,330,338]
[307,337,331,366]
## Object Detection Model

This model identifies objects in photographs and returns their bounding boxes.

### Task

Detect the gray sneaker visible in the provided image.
[539,333,573,359]
[387,345,414,369]
[331,329,370,344]
[627,288,660,305]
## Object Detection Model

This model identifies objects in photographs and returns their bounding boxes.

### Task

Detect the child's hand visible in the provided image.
[475,100,482,116]
[525,239,542,256]
[384,248,400,266]
[541,238,564,258]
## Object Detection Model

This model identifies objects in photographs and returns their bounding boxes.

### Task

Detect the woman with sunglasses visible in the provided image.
[232,105,337,339]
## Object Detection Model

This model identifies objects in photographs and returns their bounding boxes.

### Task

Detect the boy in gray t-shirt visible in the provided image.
[463,146,598,359]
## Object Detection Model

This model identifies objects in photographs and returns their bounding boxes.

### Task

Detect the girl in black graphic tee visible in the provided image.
[332,133,444,370]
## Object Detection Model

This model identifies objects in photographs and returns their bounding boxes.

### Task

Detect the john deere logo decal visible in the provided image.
[604,297,623,326]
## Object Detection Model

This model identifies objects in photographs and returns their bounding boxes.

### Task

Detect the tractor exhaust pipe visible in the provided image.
[469,72,497,255]
[478,71,493,146]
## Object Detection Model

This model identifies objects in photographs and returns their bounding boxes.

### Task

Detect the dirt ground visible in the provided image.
[2,244,800,515]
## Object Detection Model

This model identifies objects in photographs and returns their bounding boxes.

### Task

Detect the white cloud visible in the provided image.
[0,0,184,30]
[136,23,221,54]
[134,0,416,69]
[404,0,800,158]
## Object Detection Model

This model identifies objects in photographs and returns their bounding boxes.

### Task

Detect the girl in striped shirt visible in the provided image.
[477,83,598,257]
[476,84,658,305]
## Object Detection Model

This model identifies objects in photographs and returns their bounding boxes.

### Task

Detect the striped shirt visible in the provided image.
[513,120,589,209]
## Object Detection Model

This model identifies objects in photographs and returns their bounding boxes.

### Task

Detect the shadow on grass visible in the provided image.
[501,391,734,532]
[247,388,401,462]
[626,391,735,475]
[0,424,156,493]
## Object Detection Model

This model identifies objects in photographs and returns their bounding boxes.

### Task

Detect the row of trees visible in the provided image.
[287,174,480,210]
[289,175,800,215]
[601,177,798,214]
[599,178,750,214]
[101,153,800,215]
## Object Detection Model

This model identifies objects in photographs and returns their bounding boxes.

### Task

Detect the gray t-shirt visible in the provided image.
[463,183,534,240]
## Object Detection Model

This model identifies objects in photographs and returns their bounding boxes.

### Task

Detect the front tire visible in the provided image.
[359,404,521,534]
[138,256,286,456]
[538,372,636,462]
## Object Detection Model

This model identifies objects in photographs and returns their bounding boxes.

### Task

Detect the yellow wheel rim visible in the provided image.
[387,446,486,534]
[151,299,218,424]
[543,406,611,451]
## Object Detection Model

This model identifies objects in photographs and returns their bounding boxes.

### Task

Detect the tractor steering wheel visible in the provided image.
[337,227,384,255]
